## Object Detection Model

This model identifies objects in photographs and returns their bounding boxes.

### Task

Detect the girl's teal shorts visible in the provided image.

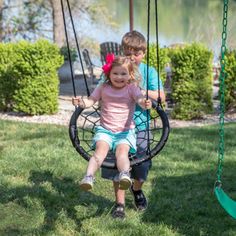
[93,125,137,153]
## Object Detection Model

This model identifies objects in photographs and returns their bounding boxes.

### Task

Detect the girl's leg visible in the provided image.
[86,140,110,176]
[80,140,109,191]
[115,144,131,190]
[115,143,130,172]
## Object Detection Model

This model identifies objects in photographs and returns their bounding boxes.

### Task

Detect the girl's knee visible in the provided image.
[115,144,130,155]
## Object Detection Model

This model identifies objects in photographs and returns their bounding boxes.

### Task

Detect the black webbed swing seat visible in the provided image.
[69,100,169,169]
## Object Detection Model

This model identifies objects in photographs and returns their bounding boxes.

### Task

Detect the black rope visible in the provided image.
[155,0,162,106]
[65,0,90,97]
[146,0,150,96]
[60,0,76,97]
[146,0,151,155]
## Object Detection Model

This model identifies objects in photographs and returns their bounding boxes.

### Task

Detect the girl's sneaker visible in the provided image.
[79,175,94,191]
[119,171,132,190]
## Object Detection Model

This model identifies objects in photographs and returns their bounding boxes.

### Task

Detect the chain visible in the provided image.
[216,0,228,183]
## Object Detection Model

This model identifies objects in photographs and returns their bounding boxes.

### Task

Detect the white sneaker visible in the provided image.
[119,171,132,190]
[79,175,94,191]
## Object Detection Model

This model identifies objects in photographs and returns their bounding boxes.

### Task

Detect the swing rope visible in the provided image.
[146,0,151,155]
[155,0,162,106]
[61,0,90,97]
[145,0,162,155]
[214,0,236,220]
[60,0,77,97]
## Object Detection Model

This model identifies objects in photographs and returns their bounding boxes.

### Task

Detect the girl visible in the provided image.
[72,54,151,191]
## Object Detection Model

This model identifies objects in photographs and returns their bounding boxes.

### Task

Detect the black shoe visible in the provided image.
[112,203,125,219]
[130,185,148,211]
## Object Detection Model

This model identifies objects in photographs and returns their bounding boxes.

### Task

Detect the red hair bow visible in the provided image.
[102,53,115,75]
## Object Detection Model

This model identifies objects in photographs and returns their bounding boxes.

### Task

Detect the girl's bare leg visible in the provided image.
[86,140,110,176]
[115,144,131,190]
[115,144,130,172]
[80,140,110,191]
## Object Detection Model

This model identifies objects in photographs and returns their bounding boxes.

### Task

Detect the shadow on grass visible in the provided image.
[0,170,112,235]
[142,161,236,235]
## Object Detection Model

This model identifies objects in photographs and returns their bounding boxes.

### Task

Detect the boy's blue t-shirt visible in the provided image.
[134,62,163,130]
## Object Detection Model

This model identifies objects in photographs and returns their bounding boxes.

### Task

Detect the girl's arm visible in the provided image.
[72,96,96,108]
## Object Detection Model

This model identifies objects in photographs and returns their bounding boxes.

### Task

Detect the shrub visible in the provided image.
[224,50,236,111]
[0,40,64,115]
[0,43,18,110]
[168,43,213,120]
[60,46,78,62]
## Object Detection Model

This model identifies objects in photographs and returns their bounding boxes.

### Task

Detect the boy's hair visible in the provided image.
[121,30,147,53]
[105,56,141,84]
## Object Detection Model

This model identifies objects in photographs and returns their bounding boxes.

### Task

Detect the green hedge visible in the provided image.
[0,40,63,115]
[168,43,213,120]
[0,43,17,111]
[224,50,236,111]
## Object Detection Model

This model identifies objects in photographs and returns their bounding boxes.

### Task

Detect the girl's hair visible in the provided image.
[104,56,141,85]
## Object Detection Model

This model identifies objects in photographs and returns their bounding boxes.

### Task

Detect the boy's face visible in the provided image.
[123,49,145,66]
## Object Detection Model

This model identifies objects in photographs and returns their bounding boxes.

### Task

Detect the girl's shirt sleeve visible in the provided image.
[128,84,143,101]
[90,85,103,102]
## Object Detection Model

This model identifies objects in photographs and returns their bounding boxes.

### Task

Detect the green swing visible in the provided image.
[214,0,236,220]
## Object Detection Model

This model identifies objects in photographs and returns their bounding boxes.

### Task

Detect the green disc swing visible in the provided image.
[214,0,236,220]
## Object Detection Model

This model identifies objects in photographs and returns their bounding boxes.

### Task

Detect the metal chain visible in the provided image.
[216,0,228,184]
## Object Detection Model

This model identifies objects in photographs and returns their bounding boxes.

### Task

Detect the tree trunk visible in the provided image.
[50,0,65,47]
[0,0,3,42]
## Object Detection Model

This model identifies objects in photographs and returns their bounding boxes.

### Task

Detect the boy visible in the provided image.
[101,30,166,219]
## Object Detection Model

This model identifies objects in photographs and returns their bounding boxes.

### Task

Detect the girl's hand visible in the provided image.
[144,99,152,109]
[141,90,146,96]
[72,96,86,108]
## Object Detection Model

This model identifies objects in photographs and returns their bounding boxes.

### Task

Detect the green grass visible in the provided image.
[0,120,236,235]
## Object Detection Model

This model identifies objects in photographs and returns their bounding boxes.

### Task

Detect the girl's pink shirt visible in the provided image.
[90,83,142,132]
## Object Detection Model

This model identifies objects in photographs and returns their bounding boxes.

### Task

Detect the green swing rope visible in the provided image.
[214,0,236,220]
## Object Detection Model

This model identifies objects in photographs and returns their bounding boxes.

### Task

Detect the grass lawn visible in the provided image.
[0,120,236,235]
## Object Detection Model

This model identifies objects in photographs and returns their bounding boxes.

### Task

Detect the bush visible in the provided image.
[0,40,64,115]
[168,43,213,120]
[224,50,236,111]
[0,43,18,110]
[60,46,78,62]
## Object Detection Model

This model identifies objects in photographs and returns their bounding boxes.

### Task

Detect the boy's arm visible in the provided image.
[141,89,166,102]
[72,96,96,108]
[142,66,166,102]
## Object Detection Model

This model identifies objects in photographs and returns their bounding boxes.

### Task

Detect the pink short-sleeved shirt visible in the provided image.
[90,83,142,132]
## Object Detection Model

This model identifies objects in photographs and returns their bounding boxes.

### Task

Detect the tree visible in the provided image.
[0,0,115,54]
[49,0,64,47]
[0,0,4,41]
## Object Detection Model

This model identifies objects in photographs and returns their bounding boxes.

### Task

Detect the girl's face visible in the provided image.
[109,64,130,89]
